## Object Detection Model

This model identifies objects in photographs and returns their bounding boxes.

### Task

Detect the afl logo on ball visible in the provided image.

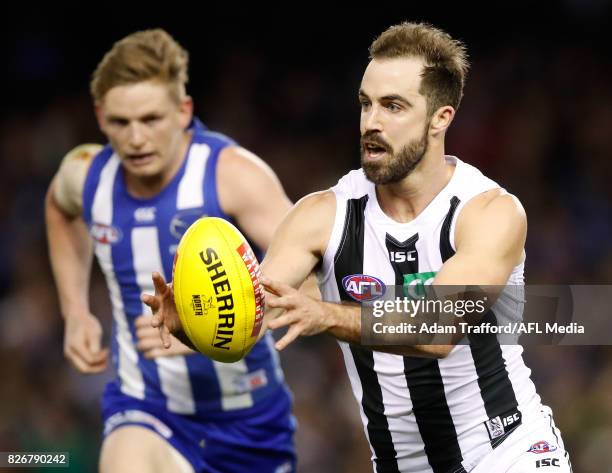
[342,274,386,302]
[90,223,122,244]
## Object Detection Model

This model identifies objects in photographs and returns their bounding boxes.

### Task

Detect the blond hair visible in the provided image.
[90,28,189,103]
[369,22,469,115]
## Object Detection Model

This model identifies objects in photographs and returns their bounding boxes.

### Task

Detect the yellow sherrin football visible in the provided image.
[172,217,265,363]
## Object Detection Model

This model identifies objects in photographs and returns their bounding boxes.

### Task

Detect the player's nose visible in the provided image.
[127,122,147,148]
[362,106,383,133]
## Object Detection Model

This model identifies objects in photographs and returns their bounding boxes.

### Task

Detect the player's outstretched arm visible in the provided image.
[45,144,110,373]
[143,190,334,349]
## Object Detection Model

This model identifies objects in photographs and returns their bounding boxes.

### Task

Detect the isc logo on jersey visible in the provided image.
[172,217,264,363]
[389,250,416,263]
[342,274,386,302]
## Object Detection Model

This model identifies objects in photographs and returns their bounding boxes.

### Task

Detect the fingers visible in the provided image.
[136,336,162,351]
[135,314,164,352]
[82,331,108,365]
[267,312,298,330]
[265,293,295,309]
[136,319,164,350]
[138,336,195,359]
[63,316,109,373]
[261,276,294,297]
[65,345,109,373]
[88,331,102,353]
[134,314,152,328]
[275,325,303,351]
[140,293,160,312]
[160,325,172,349]
[141,348,167,359]
[137,337,166,359]
[66,348,96,372]
[152,272,168,296]
[151,311,163,328]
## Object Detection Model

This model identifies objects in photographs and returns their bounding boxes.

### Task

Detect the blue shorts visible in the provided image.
[101,383,296,473]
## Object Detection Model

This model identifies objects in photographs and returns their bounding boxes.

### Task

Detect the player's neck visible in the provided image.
[375,148,454,224]
[125,131,192,199]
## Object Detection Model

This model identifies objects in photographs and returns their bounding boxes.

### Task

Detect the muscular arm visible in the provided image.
[435,190,526,287]
[45,144,110,372]
[46,144,100,318]
[217,146,293,250]
[388,189,527,357]
[267,189,526,358]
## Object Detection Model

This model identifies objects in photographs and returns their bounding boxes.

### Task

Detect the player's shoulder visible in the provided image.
[63,143,103,163]
[456,188,527,245]
[58,143,103,181]
[462,189,525,220]
[290,191,336,234]
[194,127,236,148]
[280,191,336,255]
[332,168,371,200]
[295,190,336,214]
[217,145,285,201]
[52,143,103,216]
[218,145,275,178]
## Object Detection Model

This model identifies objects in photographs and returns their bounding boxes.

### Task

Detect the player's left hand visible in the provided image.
[141,272,183,349]
[134,315,195,358]
[262,276,331,350]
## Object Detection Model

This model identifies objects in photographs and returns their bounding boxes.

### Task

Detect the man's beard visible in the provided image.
[361,125,429,185]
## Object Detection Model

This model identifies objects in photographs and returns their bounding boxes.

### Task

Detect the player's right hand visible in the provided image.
[141,272,184,349]
[135,314,195,358]
[63,313,109,373]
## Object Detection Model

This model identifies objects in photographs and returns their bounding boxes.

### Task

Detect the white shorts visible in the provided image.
[472,407,572,473]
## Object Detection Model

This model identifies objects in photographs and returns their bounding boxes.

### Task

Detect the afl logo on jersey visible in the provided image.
[90,223,122,244]
[342,274,386,302]
[170,209,206,239]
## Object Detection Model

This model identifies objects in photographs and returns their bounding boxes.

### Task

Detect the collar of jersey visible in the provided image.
[367,155,463,228]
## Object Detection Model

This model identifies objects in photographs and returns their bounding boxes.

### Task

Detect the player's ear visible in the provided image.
[178,95,194,129]
[429,105,455,136]
[94,102,107,133]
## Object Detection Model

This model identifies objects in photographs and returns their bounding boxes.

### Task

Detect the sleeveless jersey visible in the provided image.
[83,118,288,420]
[318,156,543,473]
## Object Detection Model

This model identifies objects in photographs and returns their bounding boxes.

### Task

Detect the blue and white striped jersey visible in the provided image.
[83,118,289,420]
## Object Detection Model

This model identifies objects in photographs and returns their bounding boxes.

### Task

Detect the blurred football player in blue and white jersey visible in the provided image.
[45,29,296,473]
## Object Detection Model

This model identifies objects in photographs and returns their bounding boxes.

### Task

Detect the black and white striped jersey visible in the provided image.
[317,156,544,473]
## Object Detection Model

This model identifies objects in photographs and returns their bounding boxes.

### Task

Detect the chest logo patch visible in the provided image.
[170,209,206,239]
[342,274,386,302]
[91,223,122,244]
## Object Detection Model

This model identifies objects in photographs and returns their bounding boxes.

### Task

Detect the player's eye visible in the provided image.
[143,115,161,124]
[109,118,129,126]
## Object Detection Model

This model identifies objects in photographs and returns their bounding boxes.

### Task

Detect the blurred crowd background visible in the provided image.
[1,4,611,472]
